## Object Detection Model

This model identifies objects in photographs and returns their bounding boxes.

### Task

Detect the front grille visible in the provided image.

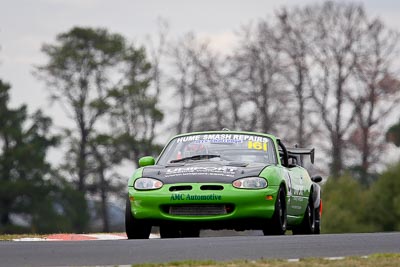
[168,204,230,216]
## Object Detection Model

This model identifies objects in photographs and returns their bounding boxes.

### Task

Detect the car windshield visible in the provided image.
[157,133,277,166]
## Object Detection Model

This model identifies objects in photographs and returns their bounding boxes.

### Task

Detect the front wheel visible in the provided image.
[263,186,287,235]
[125,196,151,239]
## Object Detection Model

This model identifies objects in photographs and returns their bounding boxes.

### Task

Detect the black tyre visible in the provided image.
[314,202,321,234]
[125,197,151,239]
[292,196,316,235]
[263,186,287,235]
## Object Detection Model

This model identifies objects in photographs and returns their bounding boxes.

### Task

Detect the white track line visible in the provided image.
[13,237,46,241]
[13,233,160,241]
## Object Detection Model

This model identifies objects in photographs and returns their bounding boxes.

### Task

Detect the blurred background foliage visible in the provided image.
[322,163,400,233]
[1,1,400,234]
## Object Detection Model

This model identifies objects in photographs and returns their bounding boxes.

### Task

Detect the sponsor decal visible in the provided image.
[176,135,202,143]
[292,196,305,202]
[170,193,222,201]
[194,139,243,144]
[176,134,270,144]
[292,188,305,196]
[165,166,238,177]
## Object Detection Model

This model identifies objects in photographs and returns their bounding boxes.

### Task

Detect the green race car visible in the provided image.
[126,131,322,239]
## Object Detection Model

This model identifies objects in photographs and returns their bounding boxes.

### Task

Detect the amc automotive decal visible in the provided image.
[170,193,222,201]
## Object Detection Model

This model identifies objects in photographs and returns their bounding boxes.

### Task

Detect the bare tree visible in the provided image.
[154,2,400,181]
[348,19,400,184]
[229,21,289,134]
[275,7,317,147]
[146,18,170,140]
[168,33,230,133]
[306,2,367,178]
[168,33,202,133]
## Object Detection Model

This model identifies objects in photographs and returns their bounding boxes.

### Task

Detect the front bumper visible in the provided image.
[128,183,279,225]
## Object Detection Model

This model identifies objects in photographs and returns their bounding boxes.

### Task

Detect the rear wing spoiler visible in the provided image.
[277,139,315,167]
[286,147,315,164]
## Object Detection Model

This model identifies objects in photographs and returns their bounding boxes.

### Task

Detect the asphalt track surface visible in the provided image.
[1,232,399,267]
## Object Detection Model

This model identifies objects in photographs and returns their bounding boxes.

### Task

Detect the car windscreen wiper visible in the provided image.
[170,154,221,163]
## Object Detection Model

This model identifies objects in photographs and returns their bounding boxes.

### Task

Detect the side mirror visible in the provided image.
[138,156,155,167]
[311,175,323,183]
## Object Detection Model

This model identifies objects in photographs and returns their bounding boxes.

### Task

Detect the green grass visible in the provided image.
[131,254,400,267]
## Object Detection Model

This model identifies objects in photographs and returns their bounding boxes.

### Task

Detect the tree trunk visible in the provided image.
[78,120,88,193]
[360,126,370,184]
[99,166,109,232]
[331,132,343,178]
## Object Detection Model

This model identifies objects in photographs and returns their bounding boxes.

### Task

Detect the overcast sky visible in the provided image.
[1,0,400,125]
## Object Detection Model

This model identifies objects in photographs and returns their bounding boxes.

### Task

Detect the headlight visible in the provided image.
[134,178,163,190]
[232,177,267,189]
